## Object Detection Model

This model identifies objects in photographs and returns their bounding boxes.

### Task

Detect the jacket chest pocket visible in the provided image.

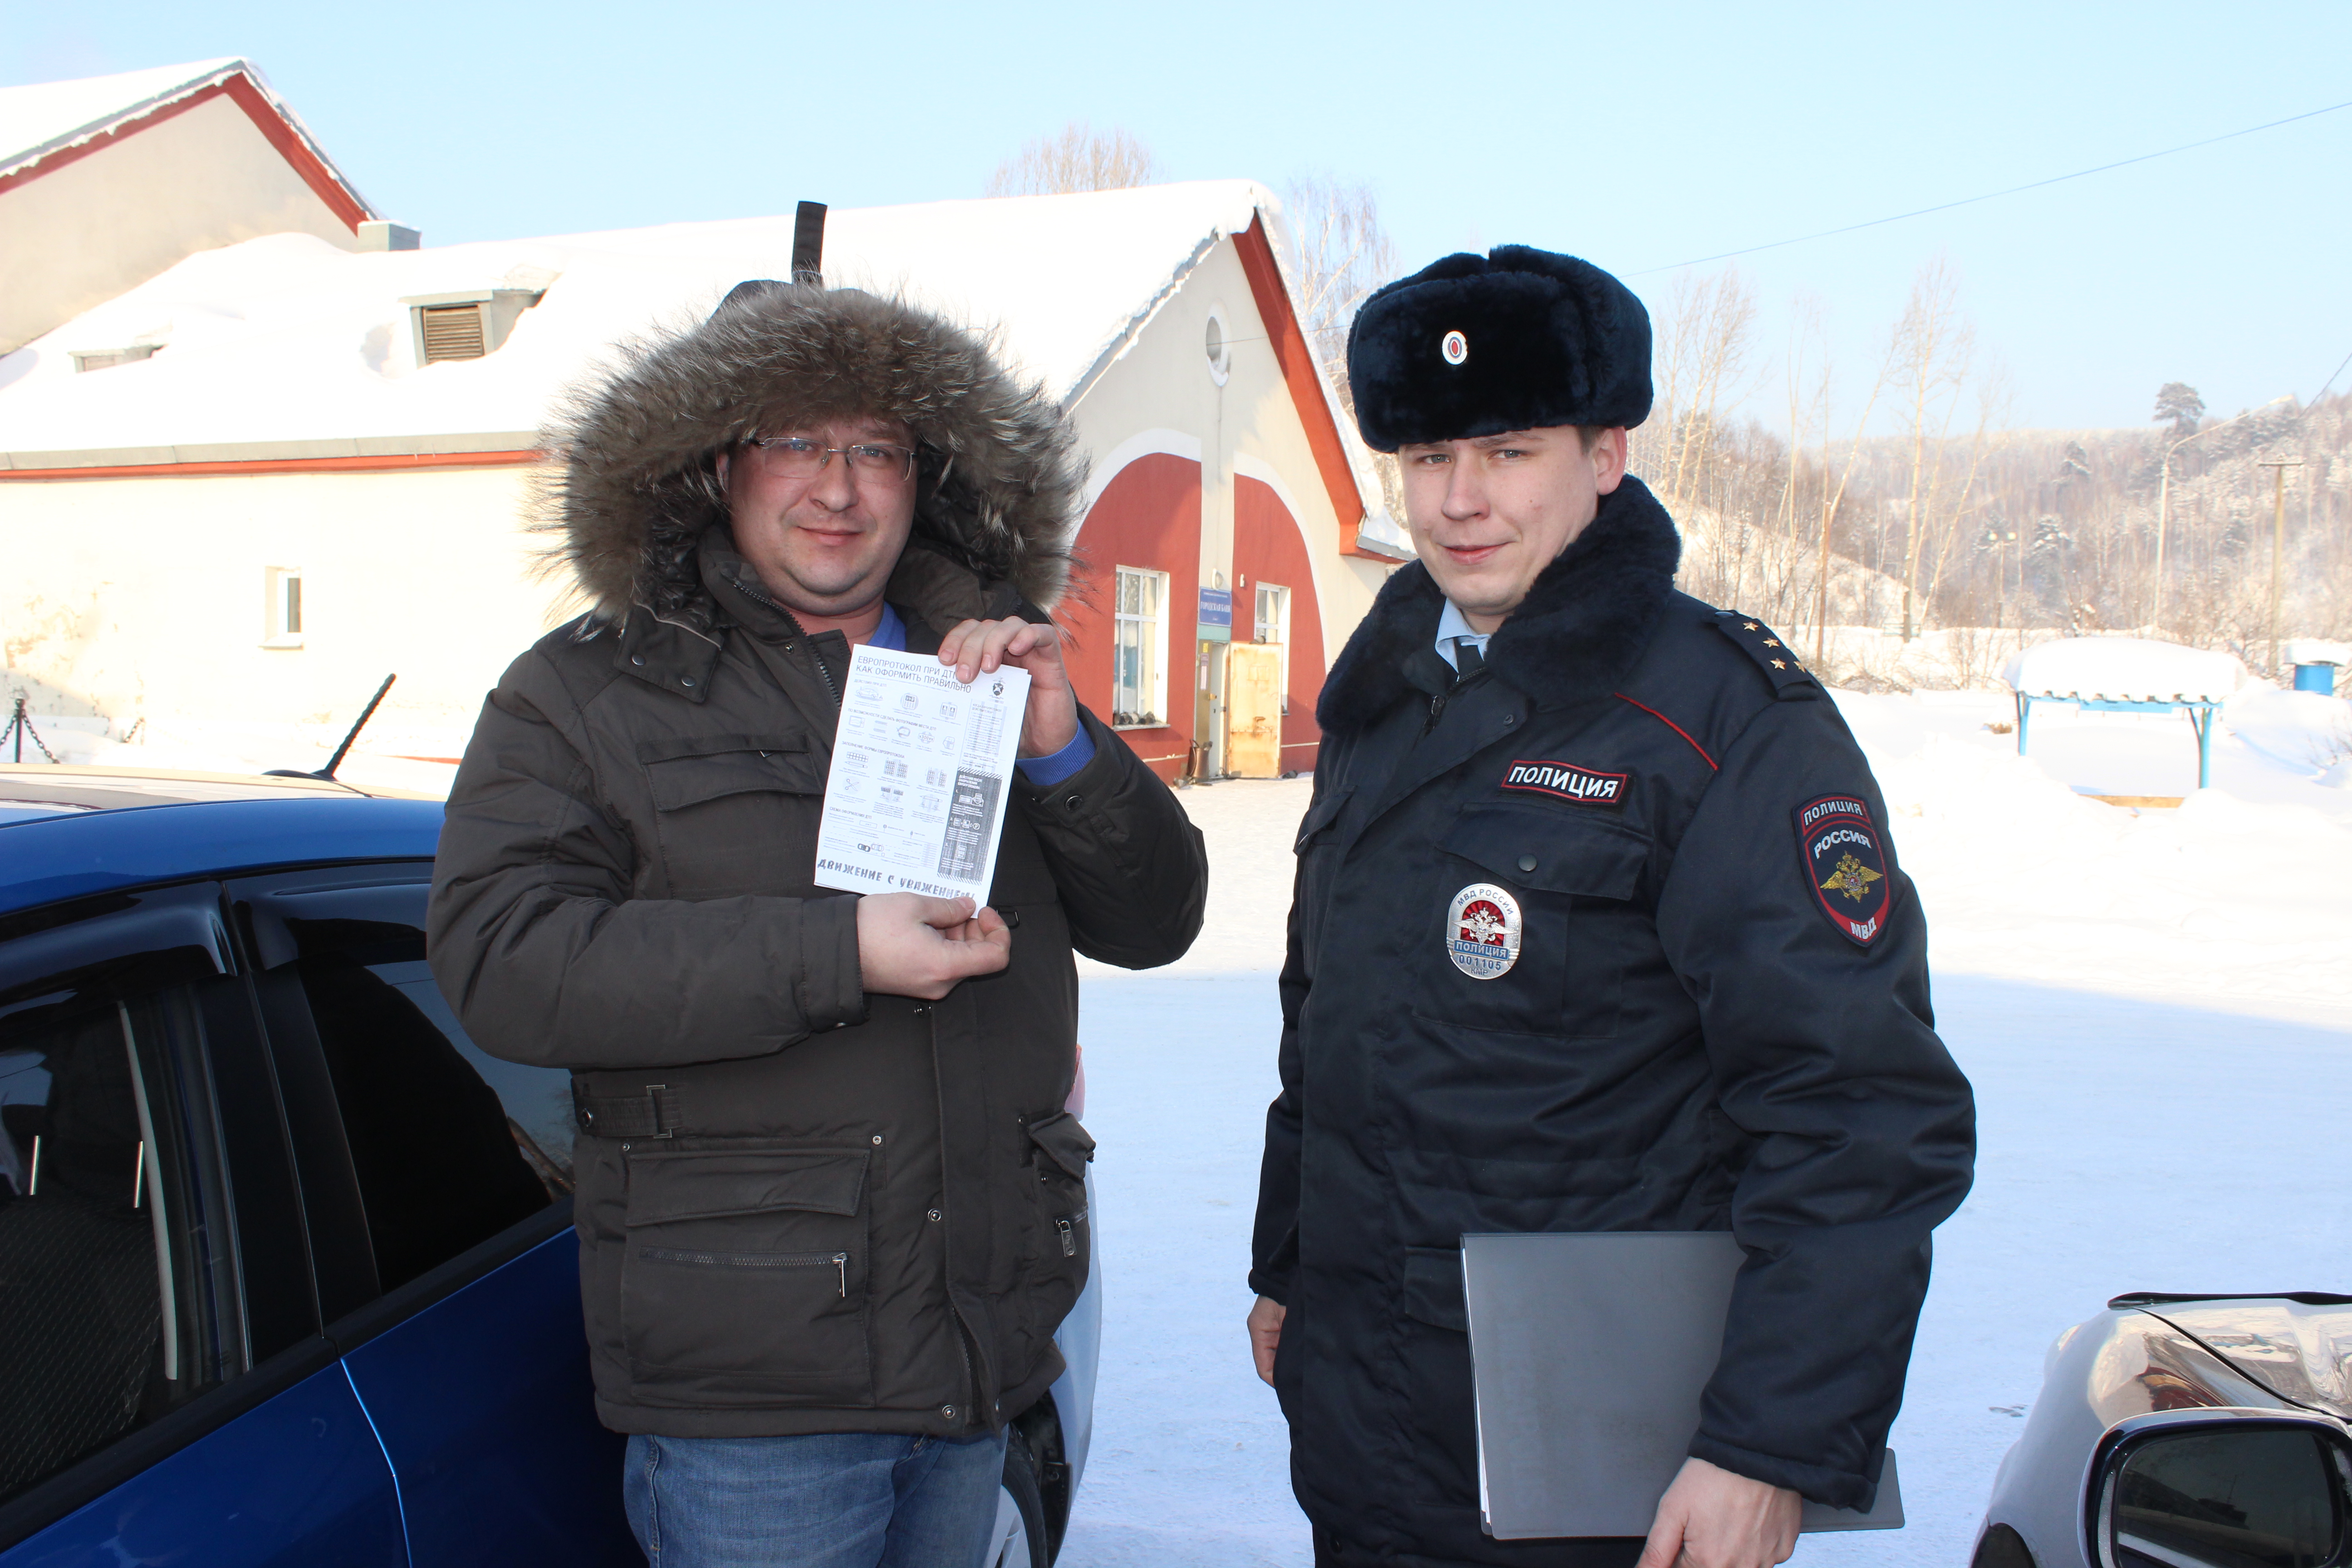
[1424,804,1650,1038]
[1291,786,1356,971]
[639,734,825,898]
[619,1143,874,1406]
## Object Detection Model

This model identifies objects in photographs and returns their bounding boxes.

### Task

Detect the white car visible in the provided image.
[1973,1291,2352,1568]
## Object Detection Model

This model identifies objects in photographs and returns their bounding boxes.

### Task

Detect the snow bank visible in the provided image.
[2000,637,2244,701]
[2223,683,2352,777]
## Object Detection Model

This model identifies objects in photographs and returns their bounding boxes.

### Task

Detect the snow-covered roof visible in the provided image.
[0,57,369,220]
[2002,637,2246,702]
[0,181,1332,464]
[2,58,240,170]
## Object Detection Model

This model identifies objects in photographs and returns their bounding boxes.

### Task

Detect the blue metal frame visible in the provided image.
[2014,691,2221,789]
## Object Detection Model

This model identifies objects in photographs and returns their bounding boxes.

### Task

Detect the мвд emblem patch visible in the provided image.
[1792,795,1894,947]
[1445,883,1521,979]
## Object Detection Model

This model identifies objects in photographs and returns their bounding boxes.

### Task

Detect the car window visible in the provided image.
[0,982,240,1506]
[235,868,568,1298]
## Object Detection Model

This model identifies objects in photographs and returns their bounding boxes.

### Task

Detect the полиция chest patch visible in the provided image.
[1499,758,1627,809]
[1793,795,1894,946]
[1446,883,1522,979]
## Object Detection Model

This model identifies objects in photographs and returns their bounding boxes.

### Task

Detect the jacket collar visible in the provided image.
[1316,473,1682,735]
[612,527,1007,699]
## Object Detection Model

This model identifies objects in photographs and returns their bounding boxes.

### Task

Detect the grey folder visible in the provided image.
[1460,1232,1903,1540]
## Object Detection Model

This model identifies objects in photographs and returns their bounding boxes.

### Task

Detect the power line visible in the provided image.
[1634,97,2352,276]
[2309,343,2352,405]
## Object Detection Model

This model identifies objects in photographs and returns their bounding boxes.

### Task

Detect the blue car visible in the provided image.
[0,764,1096,1567]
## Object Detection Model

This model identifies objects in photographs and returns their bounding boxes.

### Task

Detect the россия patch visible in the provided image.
[1793,794,1894,946]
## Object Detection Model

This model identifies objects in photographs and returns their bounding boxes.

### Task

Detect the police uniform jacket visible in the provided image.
[1249,475,1976,1568]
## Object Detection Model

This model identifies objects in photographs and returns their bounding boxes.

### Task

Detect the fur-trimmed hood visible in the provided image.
[1317,473,1682,733]
[534,283,1082,627]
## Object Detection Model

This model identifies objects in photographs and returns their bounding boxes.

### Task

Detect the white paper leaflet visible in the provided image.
[813,644,1032,901]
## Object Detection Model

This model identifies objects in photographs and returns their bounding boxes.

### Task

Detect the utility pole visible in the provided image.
[2256,456,2303,679]
[2153,394,2291,632]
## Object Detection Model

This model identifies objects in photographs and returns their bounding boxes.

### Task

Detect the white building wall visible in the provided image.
[1,94,361,355]
[0,465,564,733]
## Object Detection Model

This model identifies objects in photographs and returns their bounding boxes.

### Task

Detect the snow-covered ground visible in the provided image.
[1060,684,2352,1566]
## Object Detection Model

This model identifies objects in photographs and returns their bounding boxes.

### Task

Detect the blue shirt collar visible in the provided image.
[1435,599,1491,672]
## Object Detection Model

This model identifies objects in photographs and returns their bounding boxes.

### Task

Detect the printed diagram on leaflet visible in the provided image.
[813,645,1030,901]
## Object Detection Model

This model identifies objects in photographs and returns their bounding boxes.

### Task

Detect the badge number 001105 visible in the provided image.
[1446,883,1522,979]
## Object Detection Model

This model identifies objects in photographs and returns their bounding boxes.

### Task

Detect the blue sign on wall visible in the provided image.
[1198,586,1232,643]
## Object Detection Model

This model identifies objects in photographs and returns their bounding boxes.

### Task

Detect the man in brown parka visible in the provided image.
[428,279,1206,1567]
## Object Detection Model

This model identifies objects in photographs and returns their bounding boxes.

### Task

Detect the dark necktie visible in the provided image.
[1453,638,1485,679]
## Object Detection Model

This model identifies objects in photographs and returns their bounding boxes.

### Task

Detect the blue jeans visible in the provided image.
[624,1429,1010,1568]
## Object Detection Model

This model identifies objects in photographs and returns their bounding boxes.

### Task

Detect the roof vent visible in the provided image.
[71,344,162,373]
[358,220,421,251]
[401,289,546,365]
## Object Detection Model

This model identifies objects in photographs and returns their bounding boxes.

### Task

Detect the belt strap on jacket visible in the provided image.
[573,1082,681,1139]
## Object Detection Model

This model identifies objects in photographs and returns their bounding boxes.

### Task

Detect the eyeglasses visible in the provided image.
[741,434,918,485]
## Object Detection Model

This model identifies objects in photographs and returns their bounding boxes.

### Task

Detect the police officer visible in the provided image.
[1245,248,1977,1568]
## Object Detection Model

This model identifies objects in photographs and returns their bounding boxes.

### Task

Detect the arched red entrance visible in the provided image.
[1062,453,1200,782]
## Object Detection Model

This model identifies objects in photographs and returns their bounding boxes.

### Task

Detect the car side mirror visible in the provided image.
[2095,1413,2352,1568]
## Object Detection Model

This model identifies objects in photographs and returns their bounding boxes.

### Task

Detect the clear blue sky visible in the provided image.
[13,0,2351,433]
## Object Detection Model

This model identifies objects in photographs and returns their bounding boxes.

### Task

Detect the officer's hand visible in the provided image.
[1247,1296,1286,1387]
[937,616,1080,759]
[1635,1456,1800,1568]
[855,893,1011,1000]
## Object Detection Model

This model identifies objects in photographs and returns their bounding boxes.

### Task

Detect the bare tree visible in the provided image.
[1279,174,1396,376]
[1889,257,1975,640]
[1645,267,1760,514]
[985,123,1161,197]
[1279,175,1401,515]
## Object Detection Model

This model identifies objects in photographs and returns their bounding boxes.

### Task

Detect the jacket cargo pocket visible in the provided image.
[1431,804,1648,1038]
[1398,1247,1480,1505]
[1020,1112,1093,1338]
[639,735,825,899]
[620,1143,874,1405]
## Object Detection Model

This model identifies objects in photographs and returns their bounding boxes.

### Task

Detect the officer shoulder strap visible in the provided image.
[1711,611,1819,699]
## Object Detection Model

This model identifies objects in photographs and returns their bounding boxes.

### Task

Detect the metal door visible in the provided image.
[1225,642,1283,778]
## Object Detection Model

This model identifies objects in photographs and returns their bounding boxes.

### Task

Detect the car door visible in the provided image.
[0,881,406,1565]
[230,863,636,1566]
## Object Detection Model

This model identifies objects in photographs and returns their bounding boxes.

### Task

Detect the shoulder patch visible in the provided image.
[1713,611,1817,696]
[1793,795,1894,946]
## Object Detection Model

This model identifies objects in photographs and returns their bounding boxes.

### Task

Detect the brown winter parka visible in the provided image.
[426,284,1207,1439]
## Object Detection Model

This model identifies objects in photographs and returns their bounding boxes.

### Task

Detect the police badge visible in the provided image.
[1446,883,1522,979]
[1793,795,1894,947]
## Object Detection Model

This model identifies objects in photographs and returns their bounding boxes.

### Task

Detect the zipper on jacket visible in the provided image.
[1423,691,1447,736]
[725,568,842,707]
[637,1246,850,1296]
[1055,1211,1086,1257]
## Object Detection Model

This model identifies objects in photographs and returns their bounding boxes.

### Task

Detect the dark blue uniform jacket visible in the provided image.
[1250,476,1976,1567]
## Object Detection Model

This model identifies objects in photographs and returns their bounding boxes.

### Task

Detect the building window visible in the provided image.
[1113,567,1168,728]
[1204,304,1232,386]
[1255,582,1290,712]
[265,568,303,647]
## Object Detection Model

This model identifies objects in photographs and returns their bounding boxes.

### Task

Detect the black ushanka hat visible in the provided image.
[1345,245,1653,452]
